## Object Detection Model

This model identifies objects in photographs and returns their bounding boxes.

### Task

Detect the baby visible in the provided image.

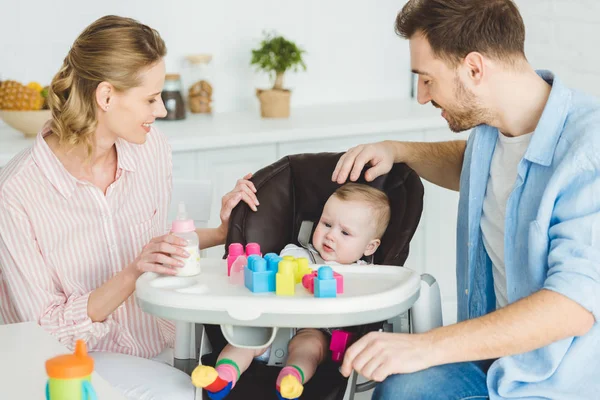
[192,183,391,399]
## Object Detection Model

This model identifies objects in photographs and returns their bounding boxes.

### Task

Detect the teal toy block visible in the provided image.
[264,253,283,272]
[244,255,276,293]
[314,266,337,298]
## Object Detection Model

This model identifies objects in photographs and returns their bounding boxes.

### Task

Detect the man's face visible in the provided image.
[409,32,491,133]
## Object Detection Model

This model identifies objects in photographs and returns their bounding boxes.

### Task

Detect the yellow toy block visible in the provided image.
[276,260,296,296]
[295,257,311,284]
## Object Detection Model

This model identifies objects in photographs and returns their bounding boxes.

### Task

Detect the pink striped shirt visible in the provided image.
[0,126,175,357]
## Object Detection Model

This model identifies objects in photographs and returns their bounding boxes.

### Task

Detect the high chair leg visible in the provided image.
[343,369,359,400]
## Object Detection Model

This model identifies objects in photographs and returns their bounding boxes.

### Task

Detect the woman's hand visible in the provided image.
[126,234,189,276]
[217,173,258,239]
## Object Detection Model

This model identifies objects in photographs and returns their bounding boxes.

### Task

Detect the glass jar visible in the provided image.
[186,54,213,114]
[160,74,186,120]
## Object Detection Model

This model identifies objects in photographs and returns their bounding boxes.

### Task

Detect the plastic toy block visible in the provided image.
[330,330,354,363]
[206,381,233,400]
[229,255,247,285]
[191,365,229,392]
[294,257,311,284]
[282,255,295,261]
[264,253,282,272]
[302,269,343,295]
[246,242,262,257]
[276,260,296,296]
[314,266,337,298]
[301,273,316,293]
[244,255,276,293]
[227,243,244,276]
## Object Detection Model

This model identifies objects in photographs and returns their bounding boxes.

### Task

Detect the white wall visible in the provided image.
[3,1,598,111]
[518,0,600,96]
[0,0,411,113]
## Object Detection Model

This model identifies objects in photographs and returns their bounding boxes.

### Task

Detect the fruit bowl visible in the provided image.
[0,109,52,138]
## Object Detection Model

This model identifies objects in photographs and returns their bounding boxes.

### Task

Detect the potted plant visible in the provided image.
[251,31,306,118]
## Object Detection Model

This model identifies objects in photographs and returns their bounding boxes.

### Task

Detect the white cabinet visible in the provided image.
[192,144,278,258]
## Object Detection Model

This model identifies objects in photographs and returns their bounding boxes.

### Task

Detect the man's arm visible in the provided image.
[341,289,594,381]
[332,140,467,191]
[391,140,466,191]
[431,289,594,365]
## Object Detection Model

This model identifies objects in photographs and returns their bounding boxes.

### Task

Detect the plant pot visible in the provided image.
[256,88,291,118]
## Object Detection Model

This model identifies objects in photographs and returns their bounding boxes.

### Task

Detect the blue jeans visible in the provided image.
[372,361,489,400]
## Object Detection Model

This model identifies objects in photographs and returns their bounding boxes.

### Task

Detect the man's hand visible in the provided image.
[341,331,436,382]
[332,141,397,184]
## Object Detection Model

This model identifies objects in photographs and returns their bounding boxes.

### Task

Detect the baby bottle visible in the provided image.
[170,201,201,276]
[45,340,98,400]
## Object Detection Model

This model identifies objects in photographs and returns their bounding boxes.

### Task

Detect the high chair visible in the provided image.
[196,152,442,399]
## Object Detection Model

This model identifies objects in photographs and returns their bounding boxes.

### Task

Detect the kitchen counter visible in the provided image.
[0,98,445,167]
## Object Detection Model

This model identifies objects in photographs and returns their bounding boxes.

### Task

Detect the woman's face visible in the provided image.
[100,60,168,144]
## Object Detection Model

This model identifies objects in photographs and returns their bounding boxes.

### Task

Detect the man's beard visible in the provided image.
[435,76,491,133]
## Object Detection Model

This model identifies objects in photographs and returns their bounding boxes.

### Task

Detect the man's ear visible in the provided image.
[364,238,381,257]
[463,51,485,84]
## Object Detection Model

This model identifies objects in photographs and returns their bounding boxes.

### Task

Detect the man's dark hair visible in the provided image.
[396,0,526,65]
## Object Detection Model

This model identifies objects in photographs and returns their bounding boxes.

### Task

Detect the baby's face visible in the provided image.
[312,196,380,264]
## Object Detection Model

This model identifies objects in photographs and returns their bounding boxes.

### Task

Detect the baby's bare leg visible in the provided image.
[217,344,268,373]
[286,329,328,382]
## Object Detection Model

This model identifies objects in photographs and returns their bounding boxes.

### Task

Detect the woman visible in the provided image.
[0,15,258,399]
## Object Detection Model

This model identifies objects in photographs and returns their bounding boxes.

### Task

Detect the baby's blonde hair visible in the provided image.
[48,15,167,157]
[332,183,391,238]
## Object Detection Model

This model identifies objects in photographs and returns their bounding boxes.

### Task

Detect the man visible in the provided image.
[335,1,599,399]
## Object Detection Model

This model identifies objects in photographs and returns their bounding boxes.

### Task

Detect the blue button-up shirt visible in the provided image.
[457,70,600,399]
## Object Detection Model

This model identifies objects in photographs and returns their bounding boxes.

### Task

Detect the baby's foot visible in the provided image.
[277,374,304,399]
[191,365,232,399]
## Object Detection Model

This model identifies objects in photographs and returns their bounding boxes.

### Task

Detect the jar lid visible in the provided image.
[46,340,94,379]
[165,73,181,81]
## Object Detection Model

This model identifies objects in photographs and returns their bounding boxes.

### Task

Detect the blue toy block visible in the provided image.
[264,253,283,272]
[314,266,337,298]
[244,256,276,293]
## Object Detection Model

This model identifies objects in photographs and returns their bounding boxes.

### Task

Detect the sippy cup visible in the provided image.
[171,202,201,276]
[45,340,98,400]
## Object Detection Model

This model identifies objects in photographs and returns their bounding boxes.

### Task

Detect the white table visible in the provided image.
[0,322,127,400]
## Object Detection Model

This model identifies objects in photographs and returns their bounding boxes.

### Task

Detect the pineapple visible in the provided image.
[0,80,44,110]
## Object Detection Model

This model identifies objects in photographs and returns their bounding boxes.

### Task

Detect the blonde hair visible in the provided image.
[48,15,167,156]
[333,183,391,238]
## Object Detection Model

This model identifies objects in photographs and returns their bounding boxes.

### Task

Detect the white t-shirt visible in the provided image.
[279,244,368,265]
[480,131,533,309]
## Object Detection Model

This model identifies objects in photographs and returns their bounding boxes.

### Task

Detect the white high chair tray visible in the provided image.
[136,258,421,328]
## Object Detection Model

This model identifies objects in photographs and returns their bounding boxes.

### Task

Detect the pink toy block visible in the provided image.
[330,330,354,363]
[301,270,344,294]
[245,242,262,257]
[229,255,247,285]
[227,243,244,276]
